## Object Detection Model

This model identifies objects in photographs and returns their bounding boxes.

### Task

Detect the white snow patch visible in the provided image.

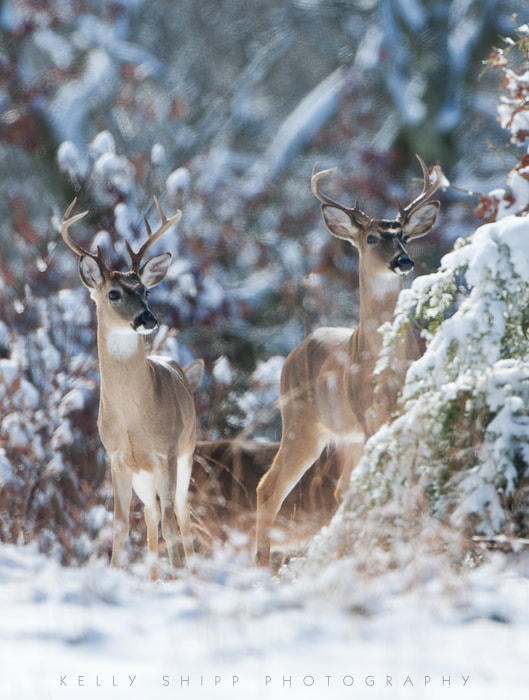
[150,143,166,168]
[0,358,19,387]
[213,356,233,386]
[166,167,192,197]
[57,141,88,180]
[89,130,116,159]
[0,545,528,699]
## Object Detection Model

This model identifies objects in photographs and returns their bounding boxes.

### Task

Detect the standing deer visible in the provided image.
[255,156,441,564]
[61,197,204,577]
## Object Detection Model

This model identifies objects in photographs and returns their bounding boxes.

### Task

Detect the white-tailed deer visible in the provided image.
[61,197,204,577]
[255,156,441,564]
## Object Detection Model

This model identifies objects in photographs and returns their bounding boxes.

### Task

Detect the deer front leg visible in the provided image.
[333,438,365,503]
[110,455,133,569]
[140,483,161,581]
[255,427,327,566]
[131,469,162,580]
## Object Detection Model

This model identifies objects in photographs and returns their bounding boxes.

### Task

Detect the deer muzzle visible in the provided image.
[390,254,414,275]
[133,309,158,334]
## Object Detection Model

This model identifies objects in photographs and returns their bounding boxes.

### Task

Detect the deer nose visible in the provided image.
[391,255,414,275]
[133,309,158,334]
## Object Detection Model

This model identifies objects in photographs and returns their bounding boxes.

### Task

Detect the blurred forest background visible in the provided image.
[0,0,526,563]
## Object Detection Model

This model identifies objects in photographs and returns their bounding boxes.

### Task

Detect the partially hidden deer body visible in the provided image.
[255,157,441,564]
[61,198,204,577]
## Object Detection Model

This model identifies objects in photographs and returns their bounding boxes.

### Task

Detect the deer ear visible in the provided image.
[140,252,172,288]
[322,205,363,246]
[183,359,204,392]
[79,256,104,290]
[404,201,440,239]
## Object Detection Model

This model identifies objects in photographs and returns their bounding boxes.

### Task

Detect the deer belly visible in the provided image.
[115,431,164,474]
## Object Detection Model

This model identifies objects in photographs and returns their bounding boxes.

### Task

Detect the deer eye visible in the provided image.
[108,289,121,302]
[367,234,379,246]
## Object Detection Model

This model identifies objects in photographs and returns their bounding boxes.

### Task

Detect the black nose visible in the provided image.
[133,309,157,332]
[391,255,414,274]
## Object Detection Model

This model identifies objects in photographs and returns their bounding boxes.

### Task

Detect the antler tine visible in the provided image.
[61,198,92,258]
[311,165,340,207]
[61,199,109,273]
[416,154,442,199]
[396,155,442,221]
[127,196,182,273]
[311,164,371,223]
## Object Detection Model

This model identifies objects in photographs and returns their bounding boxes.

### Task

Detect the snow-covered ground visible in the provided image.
[1,543,528,700]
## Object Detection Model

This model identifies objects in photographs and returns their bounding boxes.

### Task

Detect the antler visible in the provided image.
[394,155,442,223]
[126,196,182,274]
[61,198,107,270]
[311,165,371,226]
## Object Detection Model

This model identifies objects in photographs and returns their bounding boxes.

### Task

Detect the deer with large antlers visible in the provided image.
[255,156,442,565]
[61,197,204,578]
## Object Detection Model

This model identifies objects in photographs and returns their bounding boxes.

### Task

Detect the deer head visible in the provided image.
[311,155,441,276]
[61,197,181,336]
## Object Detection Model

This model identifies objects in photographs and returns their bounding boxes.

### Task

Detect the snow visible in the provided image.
[0,543,528,699]
[394,214,529,396]
[89,130,116,160]
[242,67,347,199]
[77,13,164,79]
[231,357,285,431]
[150,143,166,169]
[114,202,135,240]
[33,26,73,70]
[213,356,233,385]
[57,141,88,181]
[49,49,118,149]
[1,413,29,449]
[230,267,283,308]
[0,449,15,487]
[166,167,192,198]
[196,277,226,316]
[14,378,40,410]
[252,356,284,387]
[91,152,136,205]
[0,358,19,387]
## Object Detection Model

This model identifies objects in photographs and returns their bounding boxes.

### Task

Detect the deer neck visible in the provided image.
[356,266,403,357]
[96,318,150,398]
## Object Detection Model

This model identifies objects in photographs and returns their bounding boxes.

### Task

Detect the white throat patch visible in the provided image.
[371,271,401,300]
[106,328,139,359]
[135,324,155,336]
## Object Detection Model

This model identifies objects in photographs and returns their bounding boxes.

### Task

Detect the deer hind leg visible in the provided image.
[175,452,194,563]
[110,455,133,569]
[144,500,161,580]
[255,427,327,566]
[157,456,182,572]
